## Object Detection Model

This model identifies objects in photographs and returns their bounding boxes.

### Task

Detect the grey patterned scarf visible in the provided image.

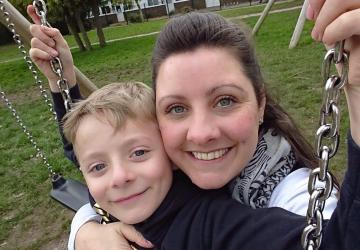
[229,128,296,208]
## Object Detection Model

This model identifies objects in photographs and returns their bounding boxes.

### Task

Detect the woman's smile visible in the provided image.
[190,148,230,161]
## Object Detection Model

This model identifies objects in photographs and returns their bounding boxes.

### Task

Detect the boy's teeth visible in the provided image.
[192,149,228,160]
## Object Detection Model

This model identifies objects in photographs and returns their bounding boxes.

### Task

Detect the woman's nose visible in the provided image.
[186,113,220,145]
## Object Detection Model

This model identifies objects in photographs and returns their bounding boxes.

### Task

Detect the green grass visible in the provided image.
[1,4,350,249]
[0,0,303,62]
[65,18,167,48]
[216,0,304,18]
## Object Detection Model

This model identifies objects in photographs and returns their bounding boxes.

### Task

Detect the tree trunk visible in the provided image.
[90,0,106,47]
[74,10,92,50]
[64,13,85,51]
[134,0,144,22]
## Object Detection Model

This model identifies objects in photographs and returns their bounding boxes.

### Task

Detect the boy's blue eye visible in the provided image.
[92,163,106,172]
[134,150,145,156]
[216,97,234,107]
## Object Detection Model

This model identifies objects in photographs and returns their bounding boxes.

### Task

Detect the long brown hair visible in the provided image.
[151,12,317,169]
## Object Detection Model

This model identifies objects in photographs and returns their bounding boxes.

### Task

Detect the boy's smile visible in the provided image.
[75,114,173,224]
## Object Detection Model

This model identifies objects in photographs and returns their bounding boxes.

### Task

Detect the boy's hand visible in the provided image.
[307,0,360,145]
[27,5,76,92]
[75,221,153,250]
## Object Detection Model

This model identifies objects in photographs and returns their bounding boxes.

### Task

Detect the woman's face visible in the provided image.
[155,47,265,189]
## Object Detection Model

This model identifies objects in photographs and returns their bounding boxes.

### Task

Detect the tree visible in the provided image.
[64,10,86,51]
[9,0,90,51]
[63,0,92,50]
[133,0,144,22]
[88,0,106,47]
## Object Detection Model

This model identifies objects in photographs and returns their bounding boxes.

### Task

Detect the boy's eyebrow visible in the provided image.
[121,135,153,148]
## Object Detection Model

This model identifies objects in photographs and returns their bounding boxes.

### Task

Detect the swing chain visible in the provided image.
[301,42,348,250]
[33,0,73,111]
[33,0,50,27]
[0,0,60,177]
[0,0,56,119]
[0,90,56,177]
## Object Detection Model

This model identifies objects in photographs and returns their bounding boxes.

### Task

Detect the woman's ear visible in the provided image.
[258,90,266,122]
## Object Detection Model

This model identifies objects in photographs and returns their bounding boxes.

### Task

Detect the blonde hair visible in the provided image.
[63,82,156,144]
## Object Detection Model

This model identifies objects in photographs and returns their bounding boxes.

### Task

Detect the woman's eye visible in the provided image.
[216,97,234,107]
[168,105,185,114]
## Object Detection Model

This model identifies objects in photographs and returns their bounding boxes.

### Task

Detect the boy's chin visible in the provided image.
[115,211,152,225]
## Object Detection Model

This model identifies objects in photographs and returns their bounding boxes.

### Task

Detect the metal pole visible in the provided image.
[289,0,309,49]
[252,0,276,36]
[0,0,98,96]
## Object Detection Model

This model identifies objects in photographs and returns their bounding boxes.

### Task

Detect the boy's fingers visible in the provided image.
[41,26,69,49]
[29,47,52,62]
[322,9,360,45]
[306,4,315,20]
[312,0,360,41]
[308,0,325,19]
[29,24,55,47]
[26,5,41,25]
[117,223,153,248]
[31,37,58,57]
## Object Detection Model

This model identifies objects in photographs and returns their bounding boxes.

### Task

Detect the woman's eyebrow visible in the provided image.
[208,83,247,96]
[157,95,186,107]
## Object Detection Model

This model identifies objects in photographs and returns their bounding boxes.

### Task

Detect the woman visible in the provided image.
[27,0,360,248]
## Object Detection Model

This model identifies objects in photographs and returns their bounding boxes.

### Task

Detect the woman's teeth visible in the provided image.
[192,148,228,160]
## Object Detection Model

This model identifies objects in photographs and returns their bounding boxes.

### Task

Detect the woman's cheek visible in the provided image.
[159,122,179,149]
[226,112,259,139]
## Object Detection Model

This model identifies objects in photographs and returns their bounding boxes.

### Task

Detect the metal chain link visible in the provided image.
[93,203,112,224]
[0,0,60,177]
[301,42,349,250]
[33,0,73,111]
[0,0,57,119]
[0,90,56,177]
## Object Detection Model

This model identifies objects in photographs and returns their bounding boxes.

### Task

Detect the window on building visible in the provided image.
[148,0,160,6]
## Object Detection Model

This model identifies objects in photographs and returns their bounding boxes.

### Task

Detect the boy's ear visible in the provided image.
[171,163,178,170]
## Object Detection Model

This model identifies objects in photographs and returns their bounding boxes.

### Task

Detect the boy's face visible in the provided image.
[74,114,173,224]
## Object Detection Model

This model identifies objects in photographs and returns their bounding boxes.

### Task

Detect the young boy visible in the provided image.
[63,82,173,226]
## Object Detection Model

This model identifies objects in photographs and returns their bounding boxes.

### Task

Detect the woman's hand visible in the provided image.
[307,0,360,144]
[75,221,153,250]
[27,5,76,92]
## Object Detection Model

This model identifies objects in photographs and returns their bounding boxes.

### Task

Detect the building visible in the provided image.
[87,0,251,26]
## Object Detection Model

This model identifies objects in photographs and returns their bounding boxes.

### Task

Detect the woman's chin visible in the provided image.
[189,173,230,190]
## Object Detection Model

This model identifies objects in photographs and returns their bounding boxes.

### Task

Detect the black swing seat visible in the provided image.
[50,174,89,212]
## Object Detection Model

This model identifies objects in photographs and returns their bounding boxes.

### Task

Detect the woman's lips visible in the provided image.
[188,147,232,162]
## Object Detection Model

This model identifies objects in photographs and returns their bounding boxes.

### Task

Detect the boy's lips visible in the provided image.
[113,189,148,203]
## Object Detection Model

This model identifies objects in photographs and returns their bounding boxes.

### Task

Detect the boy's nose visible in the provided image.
[110,165,135,187]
